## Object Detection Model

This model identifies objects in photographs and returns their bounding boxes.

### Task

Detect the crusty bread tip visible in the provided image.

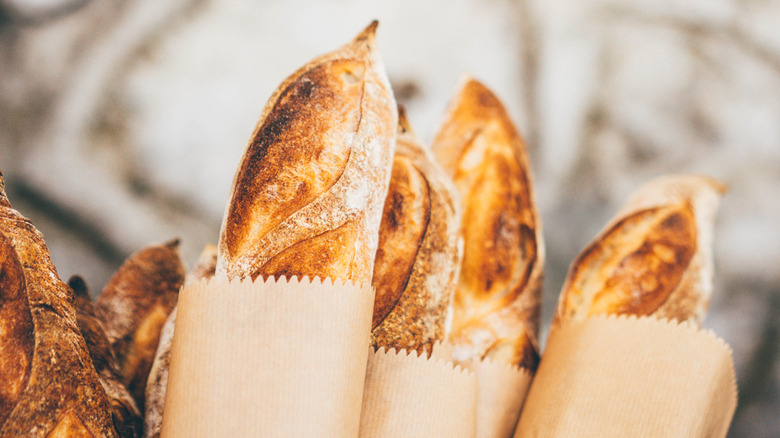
[554,174,726,327]
[216,21,398,285]
[433,77,544,370]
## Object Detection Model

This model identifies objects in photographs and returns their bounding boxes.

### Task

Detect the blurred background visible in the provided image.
[0,0,777,435]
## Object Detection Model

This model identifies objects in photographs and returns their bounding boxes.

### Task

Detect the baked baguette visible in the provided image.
[69,276,142,438]
[216,21,397,284]
[433,78,544,370]
[370,107,462,354]
[143,244,217,438]
[0,171,117,437]
[553,174,725,327]
[94,239,185,411]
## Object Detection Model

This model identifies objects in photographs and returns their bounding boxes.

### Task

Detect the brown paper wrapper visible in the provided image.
[462,358,533,438]
[359,346,477,437]
[160,276,374,438]
[514,315,738,438]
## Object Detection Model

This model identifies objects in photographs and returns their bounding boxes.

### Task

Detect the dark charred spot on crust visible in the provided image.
[518,337,540,372]
[67,275,89,299]
[660,209,689,235]
[386,190,405,230]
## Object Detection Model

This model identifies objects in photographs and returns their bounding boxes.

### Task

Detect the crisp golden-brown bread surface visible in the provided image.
[433,78,543,370]
[554,174,726,327]
[70,276,142,438]
[0,171,117,437]
[217,22,397,285]
[94,239,185,412]
[144,245,218,438]
[370,108,462,354]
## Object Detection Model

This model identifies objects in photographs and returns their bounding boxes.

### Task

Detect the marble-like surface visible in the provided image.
[1,0,777,435]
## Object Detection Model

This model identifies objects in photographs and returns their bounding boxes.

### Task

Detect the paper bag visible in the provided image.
[358,347,477,438]
[160,276,374,438]
[514,315,737,437]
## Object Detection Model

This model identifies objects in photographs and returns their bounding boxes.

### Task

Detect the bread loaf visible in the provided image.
[554,174,725,327]
[69,276,142,438]
[216,21,397,284]
[433,78,544,370]
[94,239,185,411]
[143,245,217,438]
[0,171,117,437]
[370,108,462,354]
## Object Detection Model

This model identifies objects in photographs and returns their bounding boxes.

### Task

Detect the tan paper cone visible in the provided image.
[514,315,737,438]
[160,276,374,438]
[359,347,477,438]
[463,359,532,438]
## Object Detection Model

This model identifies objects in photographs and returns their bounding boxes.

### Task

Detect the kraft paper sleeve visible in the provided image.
[359,347,477,438]
[462,358,532,438]
[160,276,374,438]
[514,315,737,438]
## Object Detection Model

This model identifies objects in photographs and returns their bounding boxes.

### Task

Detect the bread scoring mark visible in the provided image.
[371,156,431,329]
[0,232,34,427]
[254,219,360,282]
[225,59,365,259]
[561,203,697,322]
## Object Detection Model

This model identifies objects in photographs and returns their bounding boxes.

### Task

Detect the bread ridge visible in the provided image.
[370,108,463,354]
[0,171,117,437]
[216,22,398,284]
[94,238,185,412]
[433,77,544,370]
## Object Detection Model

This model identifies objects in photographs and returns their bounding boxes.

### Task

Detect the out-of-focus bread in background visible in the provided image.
[0,1,778,436]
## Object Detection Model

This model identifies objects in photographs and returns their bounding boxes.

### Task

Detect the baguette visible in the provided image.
[216,21,397,284]
[143,245,217,438]
[69,276,142,438]
[0,171,117,437]
[370,108,462,354]
[94,239,185,411]
[433,78,544,370]
[554,174,725,326]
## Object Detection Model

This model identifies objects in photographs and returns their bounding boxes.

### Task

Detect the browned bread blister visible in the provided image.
[0,171,118,437]
[143,244,217,438]
[94,239,185,412]
[69,276,142,438]
[433,78,544,371]
[370,108,462,355]
[216,21,398,285]
[554,174,726,327]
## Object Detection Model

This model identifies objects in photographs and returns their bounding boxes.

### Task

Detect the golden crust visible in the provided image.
[94,239,185,412]
[370,108,462,354]
[0,171,117,437]
[70,276,142,438]
[433,78,544,370]
[217,22,397,285]
[554,174,726,327]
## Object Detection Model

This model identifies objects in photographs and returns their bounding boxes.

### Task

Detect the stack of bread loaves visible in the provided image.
[0,21,735,438]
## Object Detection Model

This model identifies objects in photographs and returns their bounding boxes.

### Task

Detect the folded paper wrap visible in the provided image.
[466,358,532,438]
[514,315,737,438]
[359,347,477,437]
[160,277,374,438]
